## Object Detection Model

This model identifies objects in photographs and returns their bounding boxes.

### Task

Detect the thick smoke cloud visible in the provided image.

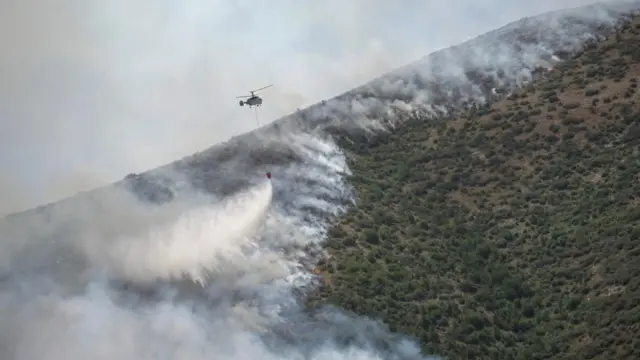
[0,132,440,360]
[0,0,629,215]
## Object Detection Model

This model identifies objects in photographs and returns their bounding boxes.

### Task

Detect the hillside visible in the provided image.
[2,2,640,360]
[2,2,634,219]
[308,14,640,360]
[127,1,639,206]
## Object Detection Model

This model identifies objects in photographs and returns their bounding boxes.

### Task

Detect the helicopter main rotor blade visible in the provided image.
[250,85,273,93]
[236,96,251,98]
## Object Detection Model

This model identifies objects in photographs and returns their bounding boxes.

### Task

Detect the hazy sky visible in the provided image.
[0,0,615,215]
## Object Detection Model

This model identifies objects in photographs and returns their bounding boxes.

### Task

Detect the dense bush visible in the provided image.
[308,16,640,360]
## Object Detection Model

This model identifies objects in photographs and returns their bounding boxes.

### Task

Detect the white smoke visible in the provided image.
[0,133,438,360]
[2,0,638,216]
[81,180,273,284]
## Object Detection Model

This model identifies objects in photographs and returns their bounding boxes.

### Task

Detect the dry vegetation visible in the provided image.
[308,16,640,360]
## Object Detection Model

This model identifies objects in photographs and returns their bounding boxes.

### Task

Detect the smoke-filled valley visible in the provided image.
[1,1,640,359]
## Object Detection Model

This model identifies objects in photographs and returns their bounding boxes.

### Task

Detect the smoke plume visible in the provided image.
[0,132,440,359]
[0,0,637,215]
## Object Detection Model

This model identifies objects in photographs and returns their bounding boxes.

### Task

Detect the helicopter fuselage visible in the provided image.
[239,95,263,107]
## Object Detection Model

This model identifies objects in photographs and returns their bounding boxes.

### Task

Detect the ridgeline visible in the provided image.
[309,14,640,360]
[3,3,640,360]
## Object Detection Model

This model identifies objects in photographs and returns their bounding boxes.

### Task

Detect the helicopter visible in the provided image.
[237,85,273,108]
[236,85,274,181]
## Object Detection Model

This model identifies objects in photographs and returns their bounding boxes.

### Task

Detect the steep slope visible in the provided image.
[310,14,640,360]
[2,1,636,216]
[1,2,639,360]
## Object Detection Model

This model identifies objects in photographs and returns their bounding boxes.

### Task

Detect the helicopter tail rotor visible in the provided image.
[239,100,245,107]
